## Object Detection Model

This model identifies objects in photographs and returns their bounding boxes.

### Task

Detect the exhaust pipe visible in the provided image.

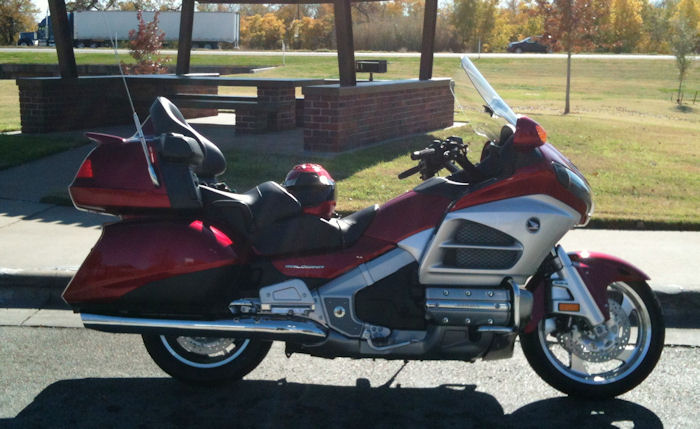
[81,313,328,342]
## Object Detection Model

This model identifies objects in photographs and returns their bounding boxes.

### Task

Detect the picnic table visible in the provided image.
[136,76,328,133]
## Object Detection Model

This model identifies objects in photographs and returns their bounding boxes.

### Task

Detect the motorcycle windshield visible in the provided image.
[460,56,518,126]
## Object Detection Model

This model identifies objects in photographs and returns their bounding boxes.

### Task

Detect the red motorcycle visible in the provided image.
[63,57,664,398]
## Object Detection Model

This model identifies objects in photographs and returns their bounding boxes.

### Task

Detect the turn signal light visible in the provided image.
[558,303,581,312]
[513,116,547,149]
[76,159,94,179]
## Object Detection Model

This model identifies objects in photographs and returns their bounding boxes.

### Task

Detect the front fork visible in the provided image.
[524,245,608,333]
[549,246,606,326]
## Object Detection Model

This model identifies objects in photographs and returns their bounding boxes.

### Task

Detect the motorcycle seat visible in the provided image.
[202,184,378,255]
[252,204,378,256]
[201,181,302,235]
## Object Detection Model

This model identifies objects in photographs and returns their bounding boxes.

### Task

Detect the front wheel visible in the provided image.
[520,281,664,398]
[142,334,271,385]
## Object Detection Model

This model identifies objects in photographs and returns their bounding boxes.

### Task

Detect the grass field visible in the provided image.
[0,51,698,226]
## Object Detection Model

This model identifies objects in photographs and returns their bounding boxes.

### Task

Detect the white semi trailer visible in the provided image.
[33,11,240,49]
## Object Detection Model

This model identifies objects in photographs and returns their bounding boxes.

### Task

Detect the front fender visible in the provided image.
[523,251,649,333]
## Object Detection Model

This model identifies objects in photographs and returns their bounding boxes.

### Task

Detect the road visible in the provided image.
[3,47,698,60]
[1,326,697,428]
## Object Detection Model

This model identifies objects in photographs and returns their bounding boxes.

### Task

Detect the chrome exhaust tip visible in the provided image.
[81,313,327,341]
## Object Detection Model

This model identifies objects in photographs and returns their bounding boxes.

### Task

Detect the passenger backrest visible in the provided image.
[149,97,226,180]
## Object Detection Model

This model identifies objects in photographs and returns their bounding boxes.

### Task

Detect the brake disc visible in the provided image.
[557,300,631,363]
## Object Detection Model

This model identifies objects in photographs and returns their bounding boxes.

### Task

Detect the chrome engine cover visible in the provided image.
[426,287,512,327]
[425,280,533,330]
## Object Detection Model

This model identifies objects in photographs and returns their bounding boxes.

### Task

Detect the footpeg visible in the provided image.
[361,325,416,351]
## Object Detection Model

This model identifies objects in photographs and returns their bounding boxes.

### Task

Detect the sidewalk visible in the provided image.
[1,116,698,329]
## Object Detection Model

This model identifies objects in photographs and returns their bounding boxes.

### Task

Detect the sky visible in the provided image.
[32,0,50,18]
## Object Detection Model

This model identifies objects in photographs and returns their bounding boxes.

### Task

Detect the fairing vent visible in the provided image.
[442,221,522,270]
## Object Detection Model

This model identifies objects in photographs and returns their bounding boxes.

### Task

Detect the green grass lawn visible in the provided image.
[0,134,86,170]
[0,52,698,226]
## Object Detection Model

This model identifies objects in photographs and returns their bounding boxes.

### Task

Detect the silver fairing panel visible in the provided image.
[419,195,579,286]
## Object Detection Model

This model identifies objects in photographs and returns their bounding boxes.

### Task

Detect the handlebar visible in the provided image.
[411,148,435,160]
[398,165,422,179]
[398,136,471,180]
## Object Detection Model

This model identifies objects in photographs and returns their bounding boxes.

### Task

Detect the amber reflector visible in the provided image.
[558,303,581,312]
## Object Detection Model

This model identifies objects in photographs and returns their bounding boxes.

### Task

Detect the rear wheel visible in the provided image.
[142,334,271,385]
[521,281,664,398]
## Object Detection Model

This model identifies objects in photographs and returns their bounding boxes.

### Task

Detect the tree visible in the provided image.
[66,0,118,12]
[240,13,286,50]
[609,0,644,52]
[0,0,38,45]
[640,1,673,54]
[452,0,499,52]
[537,0,605,114]
[123,11,170,74]
[671,0,700,104]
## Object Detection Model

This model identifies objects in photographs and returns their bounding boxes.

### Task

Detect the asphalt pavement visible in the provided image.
[1,328,698,427]
[0,115,698,329]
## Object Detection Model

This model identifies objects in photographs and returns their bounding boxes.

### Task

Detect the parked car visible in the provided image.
[507,36,548,53]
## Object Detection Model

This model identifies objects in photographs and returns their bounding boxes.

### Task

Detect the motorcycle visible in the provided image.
[62,56,664,399]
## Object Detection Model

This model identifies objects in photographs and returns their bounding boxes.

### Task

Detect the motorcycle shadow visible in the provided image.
[2,378,662,429]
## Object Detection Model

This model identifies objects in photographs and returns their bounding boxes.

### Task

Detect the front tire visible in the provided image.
[521,281,664,398]
[142,334,271,385]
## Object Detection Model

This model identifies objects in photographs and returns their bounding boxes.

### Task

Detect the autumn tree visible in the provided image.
[0,0,38,45]
[240,13,286,50]
[609,0,644,52]
[640,1,674,54]
[537,0,606,113]
[123,11,170,74]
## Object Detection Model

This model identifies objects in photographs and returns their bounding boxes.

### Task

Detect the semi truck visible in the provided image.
[18,11,240,49]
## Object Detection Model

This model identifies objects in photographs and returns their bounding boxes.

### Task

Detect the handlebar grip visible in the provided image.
[445,162,460,173]
[411,148,435,160]
[398,165,421,179]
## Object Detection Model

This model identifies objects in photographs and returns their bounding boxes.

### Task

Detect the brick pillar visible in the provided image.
[258,85,295,131]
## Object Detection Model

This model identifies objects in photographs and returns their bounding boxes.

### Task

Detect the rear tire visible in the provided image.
[142,334,271,385]
[521,281,664,399]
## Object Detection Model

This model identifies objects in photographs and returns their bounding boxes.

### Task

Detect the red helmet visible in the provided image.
[283,163,336,220]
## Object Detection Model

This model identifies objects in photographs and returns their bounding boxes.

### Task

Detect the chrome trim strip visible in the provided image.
[425,300,511,312]
[81,313,328,339]
[477,326,516,333]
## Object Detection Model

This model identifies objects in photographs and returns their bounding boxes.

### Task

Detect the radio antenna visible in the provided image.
[101,10,159,187]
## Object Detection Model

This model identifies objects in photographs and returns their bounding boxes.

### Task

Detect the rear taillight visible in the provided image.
[76,159,94,179]
[513,116,547,149]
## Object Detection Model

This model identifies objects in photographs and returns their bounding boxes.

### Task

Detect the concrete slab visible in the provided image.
[0,200,52,228]
[22,309,82,328]
[0,308,37,325]
[0,205,108,271]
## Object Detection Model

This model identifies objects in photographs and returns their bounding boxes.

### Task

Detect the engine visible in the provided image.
[424,279,533,331]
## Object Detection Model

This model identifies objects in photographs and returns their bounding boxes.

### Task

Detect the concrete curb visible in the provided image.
[1,270,698,329]
[0,270,73,309]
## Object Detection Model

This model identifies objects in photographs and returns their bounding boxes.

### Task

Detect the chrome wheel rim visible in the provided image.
[538,282,653,385]
[160,336,250,369]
